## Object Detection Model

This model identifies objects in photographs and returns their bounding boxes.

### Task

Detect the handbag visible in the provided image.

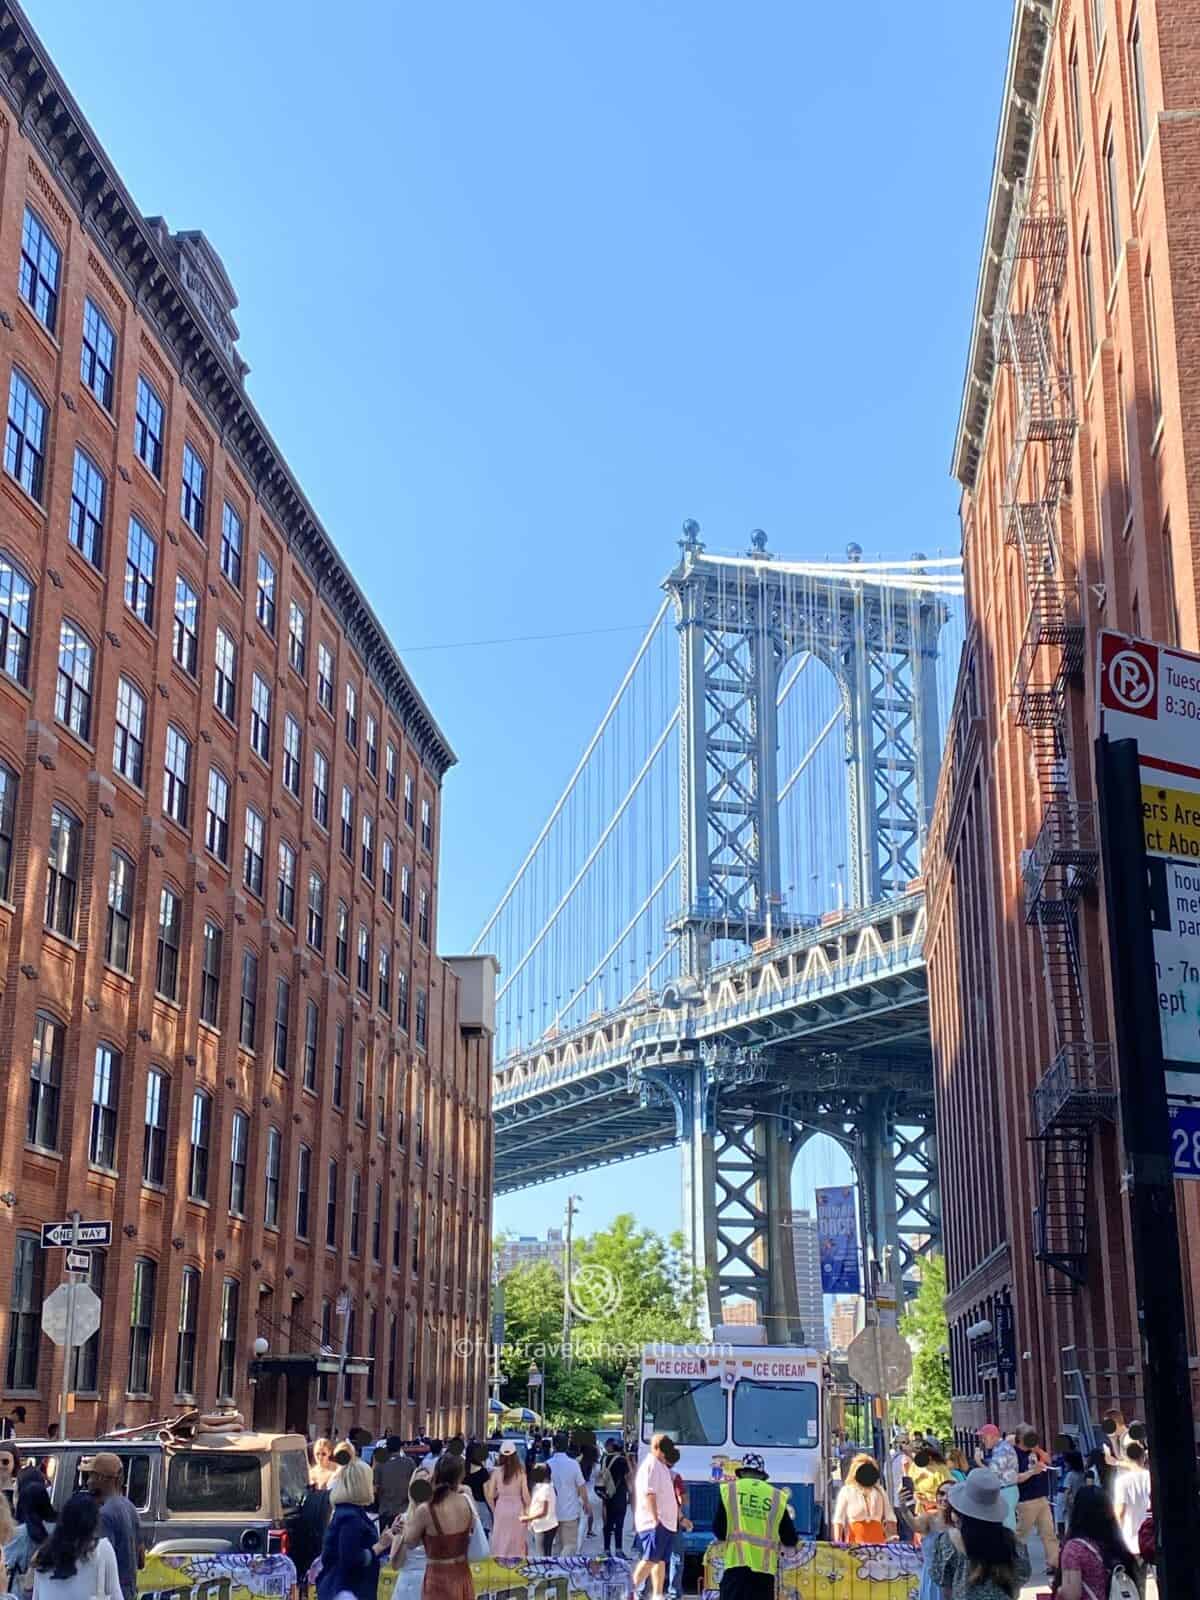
[467,1505,490,1562]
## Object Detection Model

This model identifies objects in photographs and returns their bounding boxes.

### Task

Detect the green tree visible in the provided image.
[892,1254,952,1442]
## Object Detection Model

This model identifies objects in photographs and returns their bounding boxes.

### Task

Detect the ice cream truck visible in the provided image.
[638,1329,828,1554]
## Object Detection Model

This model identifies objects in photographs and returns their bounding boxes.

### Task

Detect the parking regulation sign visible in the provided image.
[1100,632,1200,1092]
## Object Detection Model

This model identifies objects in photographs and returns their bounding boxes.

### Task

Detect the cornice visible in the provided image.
[0,2,456,778]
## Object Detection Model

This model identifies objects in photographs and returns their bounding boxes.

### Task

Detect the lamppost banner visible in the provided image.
[816,1186,860,1294]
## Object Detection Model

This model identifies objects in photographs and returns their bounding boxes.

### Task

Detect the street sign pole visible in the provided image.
[1096,735,1200,1592]
[58,1211,81,1441]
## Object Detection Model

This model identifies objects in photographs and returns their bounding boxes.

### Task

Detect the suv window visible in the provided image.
[277,1449,309,1512]
[70,1453,151,1512]
[167,1452,262,1512]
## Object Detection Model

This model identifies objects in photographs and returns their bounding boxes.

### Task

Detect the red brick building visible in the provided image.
[928,0,1200,1441]
[0,4,494,1440]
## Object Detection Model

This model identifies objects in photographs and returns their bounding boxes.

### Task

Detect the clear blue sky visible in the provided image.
[30,0,1010,1239]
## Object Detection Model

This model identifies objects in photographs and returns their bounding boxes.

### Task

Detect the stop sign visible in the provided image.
[41,1283,101,1348]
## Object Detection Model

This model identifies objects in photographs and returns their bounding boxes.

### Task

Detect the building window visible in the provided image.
[1130,10,1150,163]
[357,925,370,994]
[89,1043,121,1169]
[214,503,241,591]
[304,998,319,1089]
[317,641,334,712]
[200,920,223,1027]
[6,368,47,501]
[418,888,430,946]
[415,987,427,1049]
[189,1089,212,1199]
[1068,34,1083,158]
[349,1172,362,1256]
[5,1235,43,1391]
[134,375,164,477]
[214,627,237,721]
[239,947,259,1049]
[288,600,307,676]
[176,1266,199,1396]
[333,1019,345,1107]
[243,806,265,897]
[1091,0,1105,50]
[250,674,272,761]
[278,839,297,924]
[378,948,391,1014]
[156,886,182,999]
[274,975,291,1073]
[69,447,106,565]
[307,871,326,952]
[0,551,33,686]
[0,761,14,900]
[398,968,409,1032]
[411,1201,421,1274]
[105,850,135,971]
[387,1313,398,1399]
[340,786,354,857]
[180,444,207,537]
[355,1043,367,1123]
[361,813,375,881]
[256,551,276,631]
[265,1126,282,1227]
[55,620,94,741]
[313,749,330,828]
[1103,118,1121,275]
[1145,259,1162,422]
[71,1251,105,1394]
[206,767,230,862]
[420,797,432,852]
[125,515,157,626]
[128,1258,157,1394]
[377,1089,386,1138]
[172,575,200,675]
[81,297,115,409]
[365,714,378,777]
[335,901,349,978]
[1082,226,1098,358]
[382,838,394,905]
[163,725,191,826]
[385,742,397,802]
[45,804,80,938]
[229,1110,249,1215]
[283,715,302,796]
[19,207,59,331]
[297,1144,312,1237]
[326,1158,339,1247]
[401,865,412,926]
[403,771,414,829]
[366,1308,378,1398]
[415,1079,425,1159]
[345,682,358,748]
[27,1011,64,1151]
[392,1198,403,1267]
[113,676,146,787]
[144,1068,169,1185]
[217,1278,239,1400]
[406,1316,416,1400]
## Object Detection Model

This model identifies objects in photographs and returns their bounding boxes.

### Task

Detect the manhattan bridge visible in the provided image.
[472,525,964,1336]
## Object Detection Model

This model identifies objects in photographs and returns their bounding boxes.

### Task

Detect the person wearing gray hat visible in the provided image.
[942,1470,1031,1599]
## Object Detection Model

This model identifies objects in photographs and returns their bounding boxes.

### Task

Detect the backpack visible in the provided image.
[1079,1539,1139,1600]
[597,1461,616,1498]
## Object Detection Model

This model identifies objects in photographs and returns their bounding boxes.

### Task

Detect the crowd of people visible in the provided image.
[0,1447,145,1600]
[827,1408,1153,1600]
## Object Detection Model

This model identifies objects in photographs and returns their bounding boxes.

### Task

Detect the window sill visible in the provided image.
[88,1162,118,1181]
[54,719,95,757]
[16,297,61,355]
[198,1020,221,1040]
[112,770,147,803]
[79,382,116,433]
[169,660,200,696]
[25,1142,63,1161]
[65,543,105,589]
[122,606,158,647]
[133,453,164,497]
[141,1180,167,1195]
[42,926,81,954]
[1,468,47,526]
[187,1197,211,1210]
[102,961,133,986]
[153,990,182,1011]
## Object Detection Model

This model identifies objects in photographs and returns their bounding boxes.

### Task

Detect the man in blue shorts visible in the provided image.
[632,1433,679,1600]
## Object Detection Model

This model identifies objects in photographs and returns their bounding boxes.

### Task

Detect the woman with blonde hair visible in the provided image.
[311,1439,338,1489]
[317,1461,391,1600]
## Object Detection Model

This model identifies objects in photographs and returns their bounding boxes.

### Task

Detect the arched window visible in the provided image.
[0,550,34,685]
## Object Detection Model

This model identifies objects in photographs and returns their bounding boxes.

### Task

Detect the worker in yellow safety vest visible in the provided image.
[712,1452,799,1600]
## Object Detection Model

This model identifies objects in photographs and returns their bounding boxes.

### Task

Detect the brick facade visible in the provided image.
[0,4,493,1440]
[928,0,1200,1442]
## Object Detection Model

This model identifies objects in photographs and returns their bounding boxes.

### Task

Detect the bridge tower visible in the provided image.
[659,525,948,1332]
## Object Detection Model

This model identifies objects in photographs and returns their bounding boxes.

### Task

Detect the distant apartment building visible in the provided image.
[829,1298,861,1353]
[496,1228,564,1276]
[720,1299,760,1327]
[791,1209,826,1349]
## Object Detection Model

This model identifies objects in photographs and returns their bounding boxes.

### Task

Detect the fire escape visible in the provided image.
[992,180,1116,1295]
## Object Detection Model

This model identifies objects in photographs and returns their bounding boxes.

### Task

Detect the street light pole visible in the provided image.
[562,1194,580,1372]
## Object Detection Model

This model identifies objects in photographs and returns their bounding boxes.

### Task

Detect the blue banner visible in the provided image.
[816,1185,860,1294]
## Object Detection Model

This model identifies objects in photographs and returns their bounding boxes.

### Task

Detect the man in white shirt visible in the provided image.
[547,1432,590,1555]
[1111,1441,1152,1555]
[632,1434,679,1600]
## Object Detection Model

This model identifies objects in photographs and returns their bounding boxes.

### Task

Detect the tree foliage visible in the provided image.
[497,1213,706,1425]
[892,1254,952,1442]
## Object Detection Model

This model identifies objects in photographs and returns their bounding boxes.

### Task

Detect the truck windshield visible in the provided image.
[732,1380,819,1448]
[641,1377,726,1445]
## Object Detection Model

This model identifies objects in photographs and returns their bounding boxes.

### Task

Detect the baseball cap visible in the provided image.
[499,1441,517,1456]
[81,1451,123,1479]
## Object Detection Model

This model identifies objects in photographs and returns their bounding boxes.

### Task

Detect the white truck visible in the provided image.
[638,1327,827,1554]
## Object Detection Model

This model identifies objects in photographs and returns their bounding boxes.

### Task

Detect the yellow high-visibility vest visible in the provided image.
[719,1476,787,1576]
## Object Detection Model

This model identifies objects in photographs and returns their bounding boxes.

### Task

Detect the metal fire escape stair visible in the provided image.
[993,180,1114,1295]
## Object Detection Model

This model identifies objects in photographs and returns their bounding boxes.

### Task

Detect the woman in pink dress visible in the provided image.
[485,1444,529,1559]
